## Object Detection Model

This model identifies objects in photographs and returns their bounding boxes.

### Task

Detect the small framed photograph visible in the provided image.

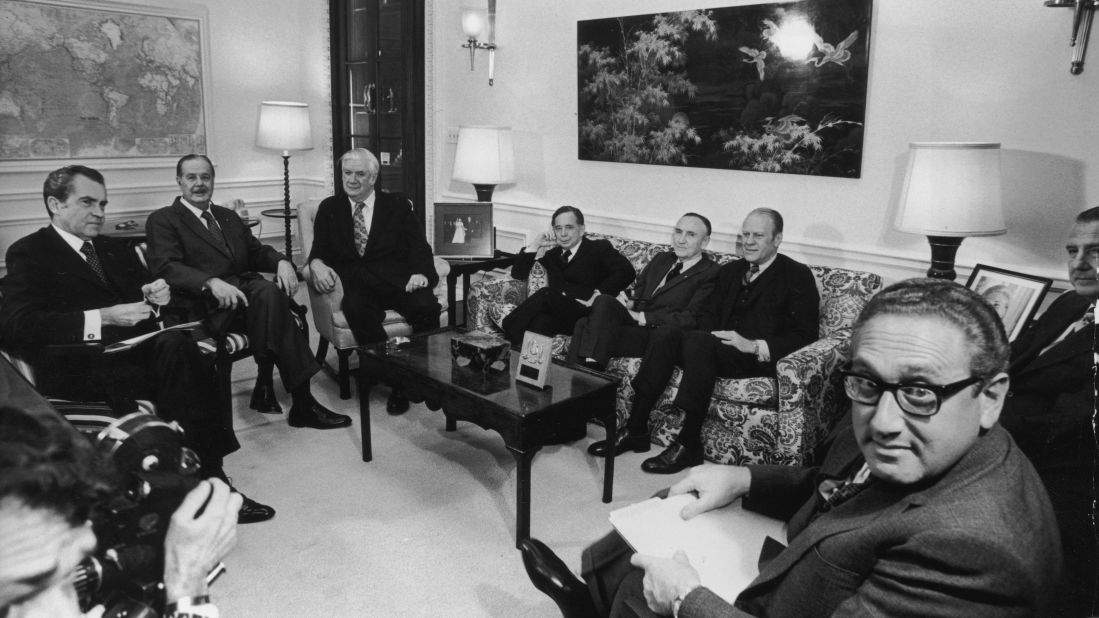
[434,202,494,258]
[515,332,553,389]
[965,264,1053,341]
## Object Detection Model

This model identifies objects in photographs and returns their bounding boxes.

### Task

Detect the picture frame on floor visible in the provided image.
[434,202,494,258]
[965,264,1052,341]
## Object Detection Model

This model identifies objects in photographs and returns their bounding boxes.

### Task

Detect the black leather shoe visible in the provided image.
[238,494,276,524]
[386,392,410,415]
[249,382,282,414]
[518,538,598,618]
[288,400,352,429]
[641,441,703,474]
[587,429,650,457]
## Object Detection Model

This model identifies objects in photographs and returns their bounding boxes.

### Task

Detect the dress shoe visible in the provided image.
[249,382,282,414]
[587,429,651,457]
[386,392,410,415]
[288,399,352,429]
[238,494,276,524]
[518,538,598,618]
[641,441,703,474]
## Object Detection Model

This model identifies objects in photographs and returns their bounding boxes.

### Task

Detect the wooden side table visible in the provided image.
[444,250,516,328]
[261,207,298,263]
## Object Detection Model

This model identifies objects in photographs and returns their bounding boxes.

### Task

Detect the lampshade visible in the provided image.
[452,125,515,185]
[461,7,487,39]
[255,101,314,152]
[895,142,1005,237]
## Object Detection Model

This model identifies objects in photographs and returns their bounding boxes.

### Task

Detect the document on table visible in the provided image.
[609,493,787,603]
[104,321,203,354]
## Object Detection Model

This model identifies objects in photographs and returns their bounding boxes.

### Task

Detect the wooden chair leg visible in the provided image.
[316,337,330,364]
[337,349,352,399]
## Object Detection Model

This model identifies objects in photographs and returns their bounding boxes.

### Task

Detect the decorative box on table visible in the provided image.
[451,332,510,372]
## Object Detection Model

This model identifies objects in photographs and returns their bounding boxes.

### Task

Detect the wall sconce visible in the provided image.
[1046,0,1096,74]
[461,1,497,85]
[895,142,1006,281]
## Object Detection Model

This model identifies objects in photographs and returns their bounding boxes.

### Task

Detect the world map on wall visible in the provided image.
[0,0,206,160]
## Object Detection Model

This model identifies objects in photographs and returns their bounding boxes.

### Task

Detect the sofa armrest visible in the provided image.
[466,275,528,333]
[300,262,345,342]
[775,329,853,444]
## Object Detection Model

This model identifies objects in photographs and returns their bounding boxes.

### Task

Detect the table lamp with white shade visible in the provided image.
[452,125,515,202]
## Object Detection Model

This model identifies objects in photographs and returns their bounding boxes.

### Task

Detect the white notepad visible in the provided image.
[609,494,787,603]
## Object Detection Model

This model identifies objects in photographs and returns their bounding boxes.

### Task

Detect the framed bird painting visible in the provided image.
[577,0,873,178]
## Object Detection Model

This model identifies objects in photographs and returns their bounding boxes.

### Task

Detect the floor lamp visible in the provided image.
[895,142,1006,281]
[256,101,313,264]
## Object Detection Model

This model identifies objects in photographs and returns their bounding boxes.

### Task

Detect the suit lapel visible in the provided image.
[44,227,110,291]
[651,255,710,299]
[1012,294,1092,376]
[721,260,751,326]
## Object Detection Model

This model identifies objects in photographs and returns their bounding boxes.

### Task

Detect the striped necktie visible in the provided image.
[201,210,228,252]
[743,263,760,286]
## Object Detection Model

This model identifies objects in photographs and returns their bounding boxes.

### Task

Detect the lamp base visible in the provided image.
[925,235,965,281]
[472,184,496,202]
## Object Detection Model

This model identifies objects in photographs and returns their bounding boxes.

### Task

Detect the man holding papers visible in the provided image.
[520,278,1060,617]
[0,165,273,523]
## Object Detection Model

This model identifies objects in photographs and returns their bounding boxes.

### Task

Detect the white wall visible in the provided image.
[0,0,332,264]
[430,0,1098,290]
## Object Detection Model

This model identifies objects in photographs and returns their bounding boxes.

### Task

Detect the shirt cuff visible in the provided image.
[84,310,102,341]
[756,339,771,362]
[636,311,647,327]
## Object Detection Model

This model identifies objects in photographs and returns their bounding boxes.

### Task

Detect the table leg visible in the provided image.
[356,369,373,462]
[447,270,459,328]
[461,272,473,327]
[510,447,536,547]
[603,409,616,503]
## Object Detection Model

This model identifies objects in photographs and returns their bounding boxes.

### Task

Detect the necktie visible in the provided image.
[665,261,683,284]
[353,201,369,256]
[561,249,572,264]
[201,210,228,251]
[1073,303,1096,333]
[80,241,108,285]
[743,263,760,286]
[818,464,872,513]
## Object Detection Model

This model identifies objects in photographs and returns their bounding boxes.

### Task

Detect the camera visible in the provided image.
[71,412,202,617]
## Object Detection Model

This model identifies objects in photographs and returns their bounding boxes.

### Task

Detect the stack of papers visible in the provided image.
[609,494,787,603]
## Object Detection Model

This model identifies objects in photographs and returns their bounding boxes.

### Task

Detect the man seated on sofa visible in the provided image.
[999,205,1099,616]
[502,205,635,347]
[569,213,720,458]
[629,208,819,474]
[307,148,440,415]
[519,278,1061,618]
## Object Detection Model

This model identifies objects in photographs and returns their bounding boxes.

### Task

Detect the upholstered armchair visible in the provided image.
[465,233,883,466]
[297,198,450,399]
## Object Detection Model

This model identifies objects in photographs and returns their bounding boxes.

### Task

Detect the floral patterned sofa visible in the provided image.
[465,233,883,466]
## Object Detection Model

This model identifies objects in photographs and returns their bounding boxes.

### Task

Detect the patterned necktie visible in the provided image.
[201,210,228,251]
[743,263,760,286]
[80,241,108,285]
[818,464,873,513]
[353,201,369,256]
[663,261,683,287]
[561,248,572,264]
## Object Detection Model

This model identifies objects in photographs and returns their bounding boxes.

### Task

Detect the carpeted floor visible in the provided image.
[213,338,678,616]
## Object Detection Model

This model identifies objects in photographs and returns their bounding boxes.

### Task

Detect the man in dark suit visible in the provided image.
[631,208,819,474]
[308,148,440,414]
[146,155,350,430]
[570,213,719,458]
[0,165,273,523]
[520,279,1061,618]
[1000,206,1099,617]
[502,205,635,347]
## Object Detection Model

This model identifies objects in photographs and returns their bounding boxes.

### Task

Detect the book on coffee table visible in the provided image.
[609,493,787,603]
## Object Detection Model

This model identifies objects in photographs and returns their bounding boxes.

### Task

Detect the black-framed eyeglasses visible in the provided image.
[838,366,984,417]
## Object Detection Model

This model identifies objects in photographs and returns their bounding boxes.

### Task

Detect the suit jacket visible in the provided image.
[676,421,1061,617]
[628,252,719,329]
[0,226,155,349]
[146,198,286,298]
[1001,290,1096,505]
[511,237,635,300]
[696,253,819,361]
[308,191,438,294]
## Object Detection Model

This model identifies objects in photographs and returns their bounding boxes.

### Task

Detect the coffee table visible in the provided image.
[355,328,619,546]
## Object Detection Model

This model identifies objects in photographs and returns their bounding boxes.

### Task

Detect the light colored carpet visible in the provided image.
[213,350,679,617]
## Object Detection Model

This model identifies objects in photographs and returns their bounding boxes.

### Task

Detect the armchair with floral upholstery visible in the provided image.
[465,233,882,466]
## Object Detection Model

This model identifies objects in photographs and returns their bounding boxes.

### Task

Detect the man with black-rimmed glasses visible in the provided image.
[519,278,1060,617]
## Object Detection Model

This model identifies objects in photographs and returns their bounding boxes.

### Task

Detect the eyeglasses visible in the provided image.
[838,367,984,417]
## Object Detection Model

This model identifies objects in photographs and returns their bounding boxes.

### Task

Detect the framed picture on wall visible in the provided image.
[965,264,1053,341]
[434,202,494,258]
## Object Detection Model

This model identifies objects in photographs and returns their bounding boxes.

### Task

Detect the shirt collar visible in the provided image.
[562,236,583,259]
[347,191,376,212]
[677,253,703,271]
[51,224,87,254]
[752,253,779,274]
[180,197,212,221]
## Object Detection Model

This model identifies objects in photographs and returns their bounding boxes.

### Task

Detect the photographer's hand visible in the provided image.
[163,479,241,603]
